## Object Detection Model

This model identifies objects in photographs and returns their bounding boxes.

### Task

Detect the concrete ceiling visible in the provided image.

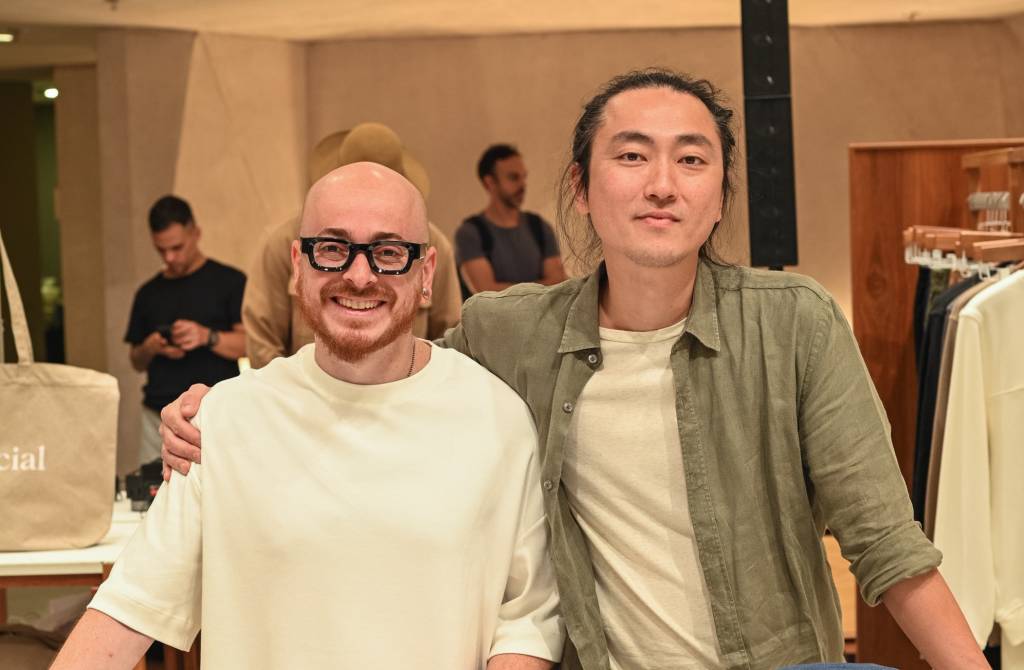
[3,0,1024,42]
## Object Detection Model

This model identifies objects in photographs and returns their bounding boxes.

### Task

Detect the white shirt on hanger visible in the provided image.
[934,269,1024,669]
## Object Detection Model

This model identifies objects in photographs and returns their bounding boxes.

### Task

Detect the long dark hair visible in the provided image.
[557,68,738,271]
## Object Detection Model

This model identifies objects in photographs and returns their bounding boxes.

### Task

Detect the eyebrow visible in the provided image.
[610,130,715,150]
[317,227,408,242]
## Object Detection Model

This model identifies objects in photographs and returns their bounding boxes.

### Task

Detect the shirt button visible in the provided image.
[586,353,599,365]
[562,401,574,413]
[542,480,554,492]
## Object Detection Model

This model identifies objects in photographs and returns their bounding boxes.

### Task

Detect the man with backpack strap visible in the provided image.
[455,144,566,299]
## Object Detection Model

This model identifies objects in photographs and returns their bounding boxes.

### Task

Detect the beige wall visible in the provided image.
[54,65,106,373]
[173,33,308,267]
[308,17,1024,316]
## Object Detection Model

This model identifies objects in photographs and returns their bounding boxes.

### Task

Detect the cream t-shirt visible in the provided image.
[562,317,723,670]
[91,344,563,669]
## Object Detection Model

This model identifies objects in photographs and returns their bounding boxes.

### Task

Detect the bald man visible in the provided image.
[52,163,563,670]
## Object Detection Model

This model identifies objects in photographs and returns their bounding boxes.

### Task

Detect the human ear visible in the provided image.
[290,240,303,287]
[419,246,437,306]
[570,163,589,216]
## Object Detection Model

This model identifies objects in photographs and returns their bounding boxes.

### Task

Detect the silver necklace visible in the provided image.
[406,340,417,378]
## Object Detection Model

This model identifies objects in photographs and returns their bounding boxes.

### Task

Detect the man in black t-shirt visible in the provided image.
[125,195,246,464]
[455,144,565,299]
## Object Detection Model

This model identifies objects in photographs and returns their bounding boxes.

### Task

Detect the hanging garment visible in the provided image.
[934,270,1024,669]
[913,268,952,370]
[922,277,997,539]
[911,274,981,521]
[913,266,931,365]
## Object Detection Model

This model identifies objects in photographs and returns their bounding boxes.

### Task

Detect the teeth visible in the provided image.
[335,298,380,310]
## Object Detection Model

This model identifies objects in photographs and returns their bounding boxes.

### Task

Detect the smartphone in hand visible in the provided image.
[156,324,174,342]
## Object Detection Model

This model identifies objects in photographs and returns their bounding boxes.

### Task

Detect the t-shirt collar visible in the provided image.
[557,258,721,354]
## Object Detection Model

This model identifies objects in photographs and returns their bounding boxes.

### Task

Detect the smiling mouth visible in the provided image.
[637,216,680,226]
[330,297,384,311]
[637,212,680,223]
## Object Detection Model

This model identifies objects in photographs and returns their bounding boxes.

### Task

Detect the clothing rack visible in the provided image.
[848,138,1024,669]
[903,226,1024,277]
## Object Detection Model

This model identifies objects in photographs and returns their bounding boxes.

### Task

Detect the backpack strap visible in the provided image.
[524,213,547,257]
[459,215,495,300]
[466,215,494,259]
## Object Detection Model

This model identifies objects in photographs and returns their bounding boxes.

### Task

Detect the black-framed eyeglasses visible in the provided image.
[299,237,428,275]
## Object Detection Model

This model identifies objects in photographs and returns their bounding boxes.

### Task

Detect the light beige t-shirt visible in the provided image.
[91,344,563,669]
[562,317,723,670]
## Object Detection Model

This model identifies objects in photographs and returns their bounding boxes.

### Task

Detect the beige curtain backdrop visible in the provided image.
[52,16,1024,471]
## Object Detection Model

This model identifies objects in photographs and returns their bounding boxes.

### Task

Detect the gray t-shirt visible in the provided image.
[454,212,560,284]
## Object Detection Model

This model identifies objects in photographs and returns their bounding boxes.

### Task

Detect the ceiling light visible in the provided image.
[44,88,59,99]
[0,32,17,43]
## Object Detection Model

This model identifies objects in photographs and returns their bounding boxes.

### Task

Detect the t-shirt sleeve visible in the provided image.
[454,219,486,265]
[124,288,149,345]
[88,437,203,650]
[489,445,565,662]
[538,217,560,259]
[227,269,246,326]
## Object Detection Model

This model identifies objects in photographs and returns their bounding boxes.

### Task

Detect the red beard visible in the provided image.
[295,273,419,363]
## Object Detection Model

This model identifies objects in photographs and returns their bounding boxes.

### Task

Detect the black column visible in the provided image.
[741,0,798,269]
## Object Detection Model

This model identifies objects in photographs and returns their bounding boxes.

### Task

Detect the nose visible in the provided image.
[342,250,379,290]
[644,157,677,205]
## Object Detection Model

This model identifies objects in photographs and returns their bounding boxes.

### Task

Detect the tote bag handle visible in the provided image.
[0,226,35,364]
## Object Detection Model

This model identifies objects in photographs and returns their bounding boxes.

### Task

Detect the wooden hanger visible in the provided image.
[953,231,1023,254]
[905,228,1023,252]
[968,239,1024,263]
[902,225,963,248]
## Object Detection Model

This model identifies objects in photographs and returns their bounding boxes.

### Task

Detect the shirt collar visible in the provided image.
[557,258,722,354]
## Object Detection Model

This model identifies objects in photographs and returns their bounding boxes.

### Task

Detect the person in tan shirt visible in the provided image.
[243,122,461,368]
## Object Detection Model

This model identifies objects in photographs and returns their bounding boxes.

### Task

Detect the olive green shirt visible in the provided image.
[442,259,941,670]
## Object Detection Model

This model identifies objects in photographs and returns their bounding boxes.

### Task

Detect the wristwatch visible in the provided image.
[207,330,220,348]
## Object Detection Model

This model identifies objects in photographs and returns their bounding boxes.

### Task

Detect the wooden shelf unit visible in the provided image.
[961,145,1024,233]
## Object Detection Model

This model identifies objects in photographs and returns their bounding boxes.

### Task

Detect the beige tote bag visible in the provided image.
[0,227,119,550]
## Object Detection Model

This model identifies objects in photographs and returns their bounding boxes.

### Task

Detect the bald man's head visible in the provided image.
[291,161,437,364]
[300,162,428,242]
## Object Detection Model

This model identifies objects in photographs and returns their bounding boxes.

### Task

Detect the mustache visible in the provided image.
[318,280,393,303]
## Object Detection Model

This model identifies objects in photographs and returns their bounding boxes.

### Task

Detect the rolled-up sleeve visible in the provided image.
[798,298,941,606]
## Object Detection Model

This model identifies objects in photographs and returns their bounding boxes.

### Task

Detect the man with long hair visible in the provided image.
[160,69,987,670]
